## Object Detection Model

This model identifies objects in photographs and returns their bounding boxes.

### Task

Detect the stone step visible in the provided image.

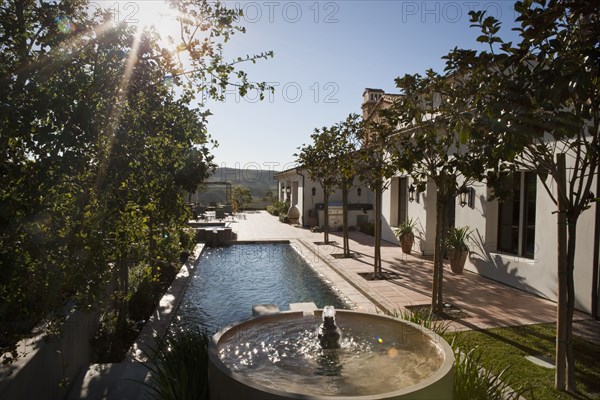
[252,304,280,316]
[289,302,318,315]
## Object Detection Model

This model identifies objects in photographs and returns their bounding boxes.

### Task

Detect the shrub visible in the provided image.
[394,217,418,240]
[143,329,210,400]
[398,307,449,336]
[178,227,197,253]
[444,226,473,252]
[453,345,522,400]
[274,200,290,214]
[91,311,138,362]
[266,205,280,216]
[358,221,374,236]
[397,308,523,399]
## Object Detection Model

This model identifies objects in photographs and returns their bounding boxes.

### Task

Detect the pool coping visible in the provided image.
[287,239,378,312]
[294,239,397,314]
[125,243,205,362]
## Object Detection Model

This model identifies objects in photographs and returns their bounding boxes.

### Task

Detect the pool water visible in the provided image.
[171,243,350,334]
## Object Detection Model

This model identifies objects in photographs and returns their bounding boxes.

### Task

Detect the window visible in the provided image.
[497,172,537,258]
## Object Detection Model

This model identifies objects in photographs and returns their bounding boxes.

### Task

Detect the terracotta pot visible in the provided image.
[287,205,300,224]
[448,248,469,274]
[400,234,414,254]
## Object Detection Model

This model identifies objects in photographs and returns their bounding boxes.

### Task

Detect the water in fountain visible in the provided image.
[217,308,445,396]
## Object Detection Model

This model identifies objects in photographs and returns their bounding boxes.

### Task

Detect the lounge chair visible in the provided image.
[195,205,207,220]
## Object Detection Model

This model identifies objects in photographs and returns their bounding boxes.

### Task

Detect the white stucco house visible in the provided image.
[368,88,599,315]
[275,87,599,316]
[273,169,375,231]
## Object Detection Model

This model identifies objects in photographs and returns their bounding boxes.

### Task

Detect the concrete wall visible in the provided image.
[0,310,99,400]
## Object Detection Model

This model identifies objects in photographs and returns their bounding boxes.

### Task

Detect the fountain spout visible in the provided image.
[318,306,341,349]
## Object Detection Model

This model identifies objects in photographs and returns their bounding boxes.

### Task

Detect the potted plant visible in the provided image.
[394,218,417,254]
[444,226,472,274]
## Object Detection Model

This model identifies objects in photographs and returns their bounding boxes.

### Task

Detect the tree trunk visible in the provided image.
[555,153,567,391]
[592,168,599,319]
[323,190,330,244]
[374,186,383,276]
[432,189,446,314]
[566,215,578,391]
[342,186,350,257]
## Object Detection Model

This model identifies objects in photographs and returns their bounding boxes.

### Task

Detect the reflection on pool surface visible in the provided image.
[171,243,350,333]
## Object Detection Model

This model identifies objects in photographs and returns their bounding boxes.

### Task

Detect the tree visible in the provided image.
[0,0,272,358]
[232,186,253,210]
[262,190,277,204]
[455,1,599,390]
[327,115,362,257]
[390,69,483,313]
[356,115,398,277]
[296,128,339,244]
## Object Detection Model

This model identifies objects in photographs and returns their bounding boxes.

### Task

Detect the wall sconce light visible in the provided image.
[458,185,475,208]
[408,184,415,202]
[357,188,362,197]
[286,186,291,194]
[312,187,316,196]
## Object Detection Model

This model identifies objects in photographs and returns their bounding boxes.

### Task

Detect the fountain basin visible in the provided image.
[208,310,454,400]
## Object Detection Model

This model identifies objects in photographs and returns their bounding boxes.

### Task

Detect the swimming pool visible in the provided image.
[171,242,350,334]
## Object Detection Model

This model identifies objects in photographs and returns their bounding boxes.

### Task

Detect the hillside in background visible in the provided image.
[193,167,279,203]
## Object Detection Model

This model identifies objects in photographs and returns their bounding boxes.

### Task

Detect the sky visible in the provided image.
[102,1,522,173]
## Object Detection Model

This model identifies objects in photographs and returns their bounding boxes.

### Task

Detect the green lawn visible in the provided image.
[445,323,600,400]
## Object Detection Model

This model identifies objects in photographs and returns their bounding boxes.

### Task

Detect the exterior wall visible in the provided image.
[454,175,595,314]
[381,177,437,255]
[381,179,397,244]
[413,181,438,256]
[362,88,598,315]
[274,171,376,229]
[276,170,304,223]
[383,173,596,314]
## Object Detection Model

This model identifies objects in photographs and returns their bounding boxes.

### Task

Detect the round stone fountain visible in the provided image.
[208,308,454,400]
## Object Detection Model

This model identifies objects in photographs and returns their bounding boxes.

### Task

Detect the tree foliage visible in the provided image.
[356,111,398,276]
[296,127,340,244]
[390,68,484,313]
[232,186,252,210]
[324,114,362,257]
[0,0,271,358]
[445,0,599,390]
